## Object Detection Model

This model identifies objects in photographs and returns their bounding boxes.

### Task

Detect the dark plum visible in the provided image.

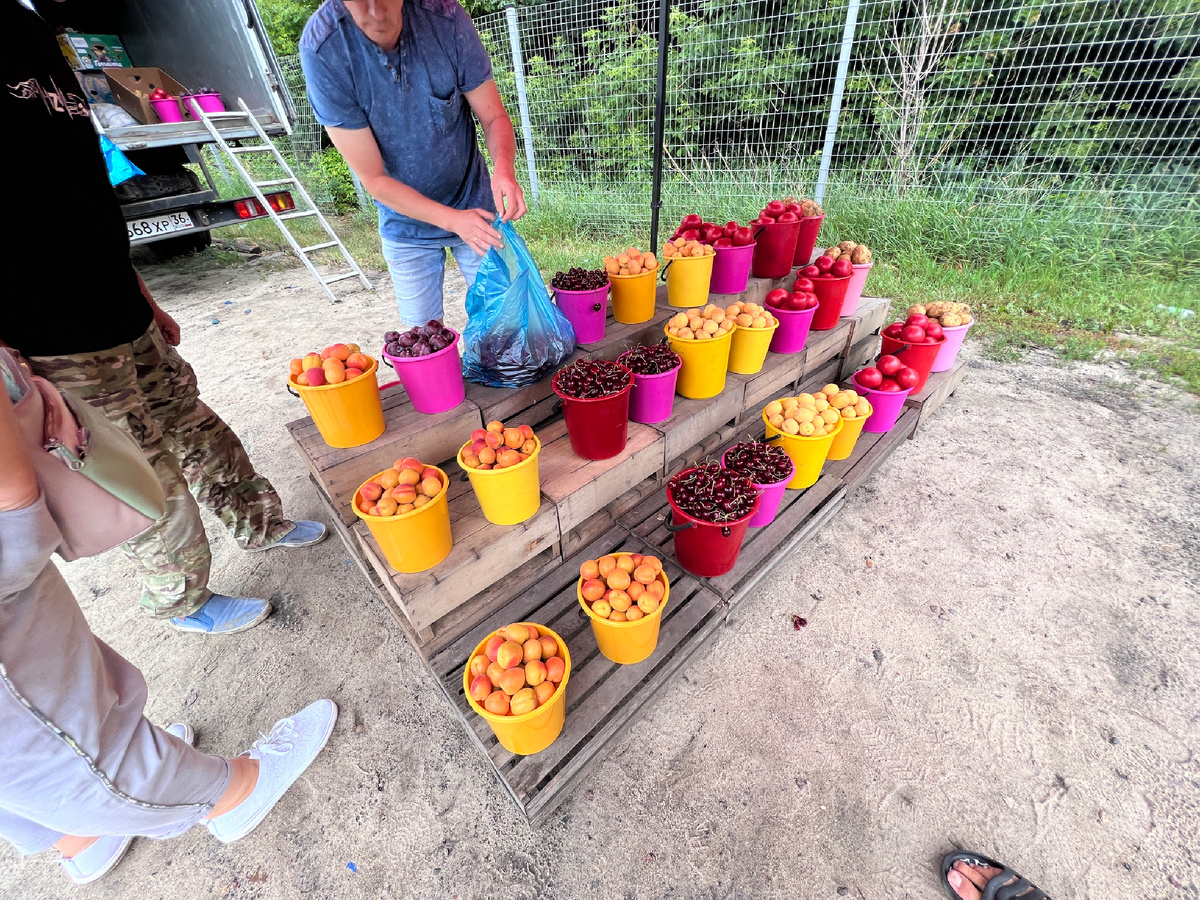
[384,323,458,359]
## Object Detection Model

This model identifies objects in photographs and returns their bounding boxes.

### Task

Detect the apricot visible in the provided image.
[469,655,489,679]
[359,499,373,514]
[633,564,657,585]
[483,691,510,715]
[518,424,534,440]
[379,469,401,489]
[498,667,526,696]
[302,353,322,371]
[503,428,523,449]
[484,431,504,450]
[646,580,665,600]
[627,581,645,602]
[496,449,521,468]
[545,656,565,683]
[523,639,542,663]
[469,675,492,703]
[625,606,644,621]
[525,659,547,686]
[597,556,619,578]
[346,352,371,371]
[296,373,310,386]
[397,503,415,514]
[420,476,441,497]
[534,681,556,706]
[580,559,600,580]
[539,635,557,659]
[375,497,398,516]
[391,484,417,505]
[608,590,631,612]
[504,623,530,644]
[486,420,505,433]
[305,367,326,386]
[608,610,628,622]
[615,555,636,574]
[471,428,488,443]
[496,640,524,669]
[637,594,659,615]
[509,687,538,716]
[581,577,607,602]
[486,661,505,686]
[485,634,505,662]
[462,453,481,469]
[591,599,612,619]
[413,495,429,508]
[478,446,497,465]
[521,439,537,455]
[606,568,631,591]
[360,482,383,502]
[327,343,351,361]
[289,358,304,376]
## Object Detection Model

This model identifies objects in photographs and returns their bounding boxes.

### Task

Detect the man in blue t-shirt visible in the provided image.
[300,0,525,325]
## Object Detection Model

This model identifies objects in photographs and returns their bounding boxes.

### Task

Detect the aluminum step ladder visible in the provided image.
[195,99,372,303]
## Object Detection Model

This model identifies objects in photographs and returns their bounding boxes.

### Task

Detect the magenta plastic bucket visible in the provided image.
[709,243,756,295]
[184,93,225,117]
[791,214,825,267]
[751,221,802,279]
[811,275,851,330]
[720,450,794,529]
[932,320,972,372]
[381,328,466,414]
[840,262,873,317]
[852,374,914,433]
[618,355,680,425]
[149,98,183,123]
[666,473,760,577]
[553,285,608,345]
[552,367,634,460]
[767,303,817,354]
[880,333,946,394]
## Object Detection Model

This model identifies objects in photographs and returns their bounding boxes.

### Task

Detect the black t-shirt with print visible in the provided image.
[0,3,151,357]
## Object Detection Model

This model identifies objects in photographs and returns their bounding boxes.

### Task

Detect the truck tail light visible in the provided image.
[234,198,265,219]
[266,192,295,212]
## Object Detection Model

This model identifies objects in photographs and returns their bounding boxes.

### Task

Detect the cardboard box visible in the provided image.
[105,68,189,125]
[57,33,132,70]
[75,70,116,105]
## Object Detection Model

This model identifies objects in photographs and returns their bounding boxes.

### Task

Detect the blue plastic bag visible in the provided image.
[99,135,143,186]
[462,220,576,388]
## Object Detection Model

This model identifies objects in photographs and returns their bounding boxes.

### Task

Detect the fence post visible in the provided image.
[649,0,672,253]
[815,0,861,206]
[505,3,540,207]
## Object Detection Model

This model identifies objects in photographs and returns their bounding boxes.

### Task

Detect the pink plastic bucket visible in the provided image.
[619,355,681,425]
[852,374,913,433]
[553,285,608,345]
[150,98,183,123]
[720,449,794,529]
[751,221,802,279]
[840,262,873,317]
[932,320,972,372]
[184,93,225,117]
[768,303,817,354]
[792,214,825,267]
[709,243,756,295]
[381,329,466,414]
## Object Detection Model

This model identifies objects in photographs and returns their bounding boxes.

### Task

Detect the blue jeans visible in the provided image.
[380,237,484,327]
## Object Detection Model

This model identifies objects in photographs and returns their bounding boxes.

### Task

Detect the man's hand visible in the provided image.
[153,306,181,346]
[491,170,527,222]
[446,208,504,257]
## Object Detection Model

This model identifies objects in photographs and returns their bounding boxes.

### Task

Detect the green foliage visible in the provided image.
[258,0,321,56]
[300,147,362,215]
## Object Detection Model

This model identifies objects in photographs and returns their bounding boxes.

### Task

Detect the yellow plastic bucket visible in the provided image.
[763,411,844,489]
[665,253,715,308]
[609,270,657,324]
[826,402,871,461]
[578,554,670,664]
[727,320,779,375]
[289,357,385,449]
[665,323,736,399]
[458,438,542,525]
[352,466,452,572]
[463,624,571,755]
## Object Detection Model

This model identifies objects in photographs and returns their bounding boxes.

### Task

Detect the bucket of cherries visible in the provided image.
[552,359,634,460]
[720,441,795,529]
[665,462,761,577]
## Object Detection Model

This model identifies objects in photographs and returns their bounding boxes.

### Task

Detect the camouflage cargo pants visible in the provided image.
[29,323,293,618]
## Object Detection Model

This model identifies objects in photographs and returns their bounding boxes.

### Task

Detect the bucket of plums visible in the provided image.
[665,462,761,577]
[797,253,854,330]
[551,268,609,345]
[381,321,465,414]
[552,359,634,460]
[720,441,795,528]
[879,312,947,393]
[617,343,682,425]
[765,285,819,354]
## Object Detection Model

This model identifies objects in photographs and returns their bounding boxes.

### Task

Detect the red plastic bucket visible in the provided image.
[880,333,946,393]
[666,471,760,577]
[553,285,608,345]
[553,366,634,460]
[768,304,817,354]
[792,214,825,267]
[932,320,972,372]
[618,354,680,425]
[751,221,802,279]
[709,243,756,295]
[811,275,851,330]
[720,450,793,529]
[851,374,914,433]
[381,329,466,414]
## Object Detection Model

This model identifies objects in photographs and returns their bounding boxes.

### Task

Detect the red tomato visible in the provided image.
[856,366,883,389]
[681,214,703,229]
[765,288,790,308]
[924,322,944,340]
[702,225,724,243]
[895,367,919,390]
[882,322,904,339]
[901,325,926,343]
[723,221,739,237]
[713,237,733,248]
[764,200,786,218]
[877,379,902,391]
[777,211,799,223]
[732,226,755,246]
[784,202,802,215]
[793,277,814,292]
[905,314,929,329]
[800,265,821,278]
[787,295,808,311]
[815,255,835,273]
[831,258,853,278]
[877,354,903,376]
[681,228,701,242]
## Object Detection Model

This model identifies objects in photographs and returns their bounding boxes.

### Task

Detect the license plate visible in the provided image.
[127,212,195,241]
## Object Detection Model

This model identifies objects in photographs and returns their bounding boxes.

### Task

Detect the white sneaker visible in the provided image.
[206,699,337,844]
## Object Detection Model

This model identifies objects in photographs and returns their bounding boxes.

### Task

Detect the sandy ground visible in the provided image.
[2,255,1198,900]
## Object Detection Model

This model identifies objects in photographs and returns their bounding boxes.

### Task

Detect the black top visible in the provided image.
[0,4,151,357]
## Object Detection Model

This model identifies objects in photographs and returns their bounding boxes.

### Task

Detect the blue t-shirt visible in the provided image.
[300,0,495,245]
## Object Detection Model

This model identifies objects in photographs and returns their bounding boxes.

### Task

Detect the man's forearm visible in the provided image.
[135,269,159,312]
[358,174,458,230]
[483,114,518,178]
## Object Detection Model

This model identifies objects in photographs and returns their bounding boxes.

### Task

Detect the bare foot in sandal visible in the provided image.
[941,850,1050,900]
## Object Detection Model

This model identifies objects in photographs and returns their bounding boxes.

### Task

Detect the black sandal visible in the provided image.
[940,850,1051,900]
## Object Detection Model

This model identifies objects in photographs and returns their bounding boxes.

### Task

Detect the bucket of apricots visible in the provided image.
[661,238,715,308]
[287,342,384,449]
[605,247,659,324]
[762,392,846,489]
[464,622,570,755]
[352,458,452,573]
[724,300,779,375]
[458,420,541,526]
[665,305,738,399]
[819,384,873,461]
[578,553,669,665]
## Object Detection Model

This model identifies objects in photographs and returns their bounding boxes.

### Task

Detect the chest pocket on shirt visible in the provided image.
[427,88,462,131]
